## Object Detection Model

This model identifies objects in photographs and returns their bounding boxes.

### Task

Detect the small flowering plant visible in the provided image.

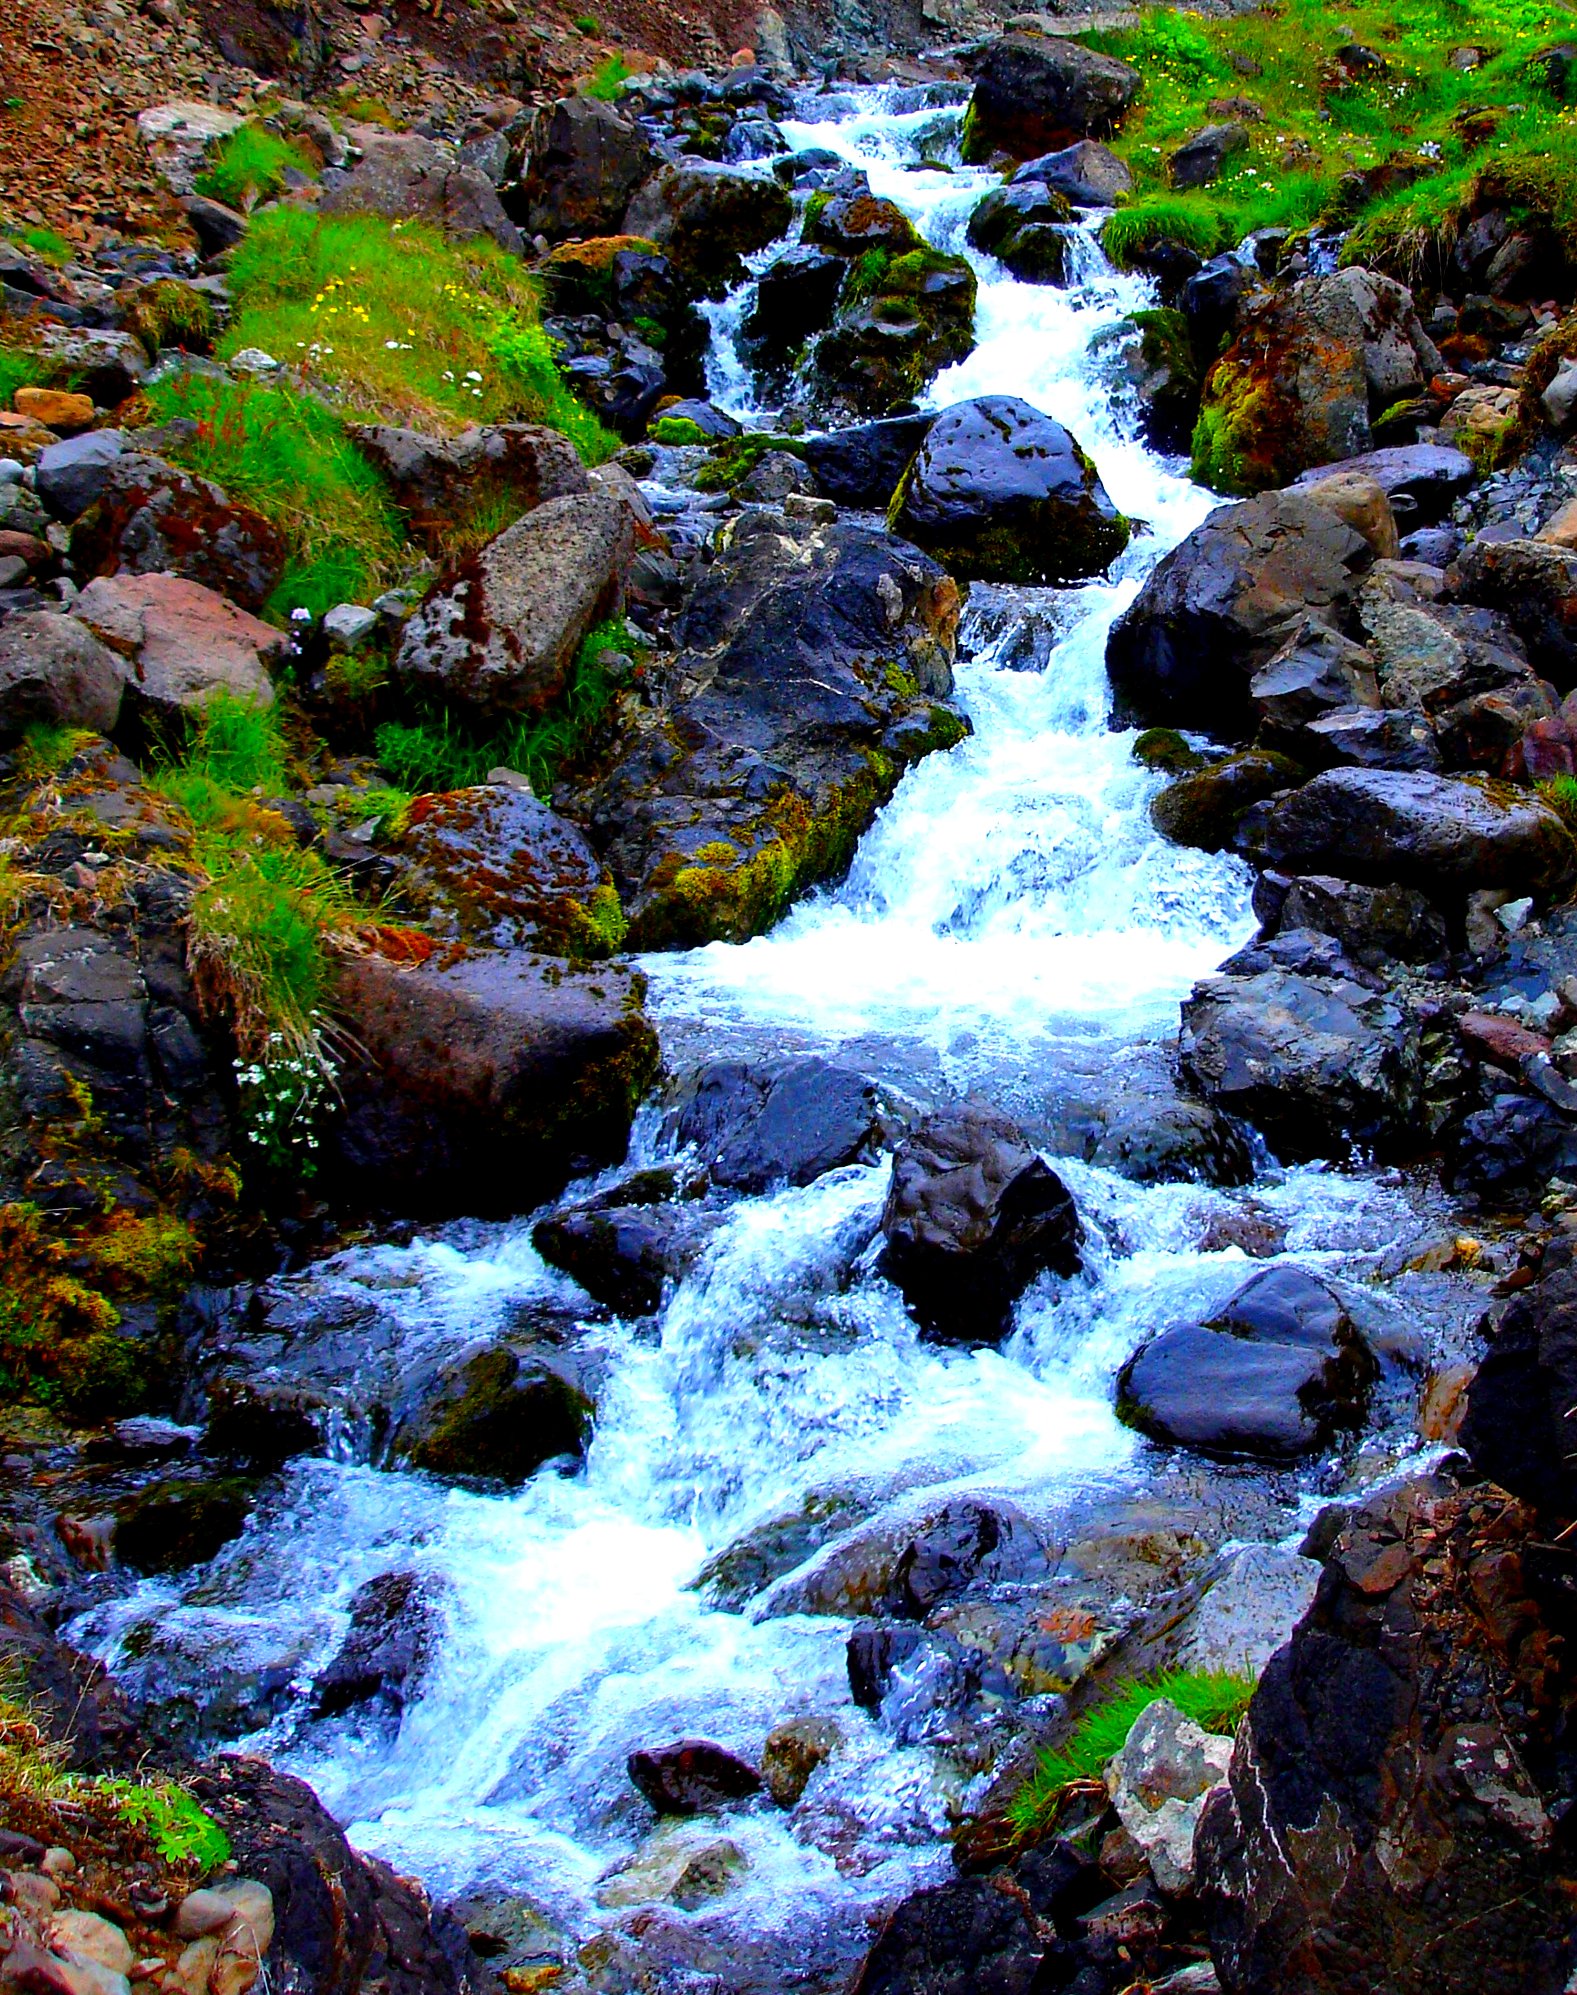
[234,1030,337,1179]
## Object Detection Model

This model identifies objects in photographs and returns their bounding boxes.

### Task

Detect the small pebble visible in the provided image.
[42,1848,77,1876]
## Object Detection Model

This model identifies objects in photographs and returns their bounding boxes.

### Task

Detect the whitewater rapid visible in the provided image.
[71,84,1437,1989]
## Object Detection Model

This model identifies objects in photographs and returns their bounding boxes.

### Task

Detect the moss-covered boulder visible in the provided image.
[115,1476,258,1574]
[622,162,793,299]
[1124,308,1203,453]
[803,190,923,254]
[1149,750,1302,851]
[581,511,967,949]
[390,1342,593,1484]
[889,396,1129,585]
[966,183,1073,284]
[808,244,978,422]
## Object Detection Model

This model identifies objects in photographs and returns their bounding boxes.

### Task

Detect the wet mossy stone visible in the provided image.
[1133,727,1205,775]
[1150,749,1302,852]
[810,246,977,421]
[890,395,1129,585]
[966,184,1073,286]
[114,1475,258,1574]
[391,1343,593,1485]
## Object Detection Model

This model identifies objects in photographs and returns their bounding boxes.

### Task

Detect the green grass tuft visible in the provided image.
[1006,1668,1255,1840]
[195,124,319,211]
[585,53,633,100]
[1538,773,1577,830]
[16,226,71,264]
[0,345,42,406]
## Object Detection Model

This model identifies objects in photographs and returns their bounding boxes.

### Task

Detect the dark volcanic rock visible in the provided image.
[388,1341,593,1482]
[673,1057,895,1192]
[516,96,655,240]
[768,1496,1051,1620]
[322,134,523,250]
[349,421,588,550]
[628,1739,763,1815]
[71,452,285,613]
[312,1571,444,1719]
[879,1105,1082,1342]
[1196,1474,1577,1995]
[961,34,1141,163]
[623,162,792,299]
[1462,1234,1577,1520]
[803,414,937,508]
[1237,767,1577,900]
[849,1876,1048,1995]
[1118,1266,1376,1461]
[1292,443,1474,524]
[1012,139,1132,205]
[890,396,1129,585]
[742,245,846,363]
[1106,489,1375,736]
[533,1189,714,1316]
[1150,749,1301,850]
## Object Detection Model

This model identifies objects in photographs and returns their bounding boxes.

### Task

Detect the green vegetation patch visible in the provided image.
[585,53,633,101]
[0,343,42,406]
[1006,1668,1256,1841]
[195,123,320,211]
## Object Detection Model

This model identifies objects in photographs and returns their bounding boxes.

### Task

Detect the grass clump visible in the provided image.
[220,209,618,459]
[142,370,404,621]
[375,615,642,797]
[16,225,71,263]
[124,279,215,355]
[1538,773,1577,830]
[585,53,633,100]
[0,343,41,406]
[195,123,319,211]
[1006,1669,1255,1840]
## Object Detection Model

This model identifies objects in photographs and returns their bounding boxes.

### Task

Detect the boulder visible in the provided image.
[889,396,1129,585]
[966,184,1072,284]
[803,414,936,508]
[1118,1265,1377,1461]
[1451,536,1577,692]
[1180,965,1422,1159]
[34,326,149,405]
[1124,306,1203,453]
[623,163,792,298]
[1461,1233,1577,1520]
[532,1186,714,1316]
[321,135,523,252]
[136,99,246,196]
[807,243,977,422]
[395,784,617,956]
[849,1877,1046,1995]
[1106,1698,1233,1895]
[348,421,588,550]
[388,1342,593,1481]
[329,941,659,1216]
[35,428,125,521]
[113,1476,256,1573]
[1238,767,1577,899]
[1291,442,1473,524]
[182,192,248,257]
[961,34,1141,163]
[1298,469,1399,559]
[673,1057,894,1191]
[768,1497,1050,1621]
[1150,750,1300,851]
[1197,1475,1576,1995]
[803,190,923,255]
[1168,122,1249,190]
[1264,873,1447,967]
[597,1825,747,1910]
[517,95,656,241]
[71,572,286,719]
[1012,139,1132,205]
[583,512,963,949]
[742,245,847,363]
[70,453,285,613]
[311,1571,441,1719]
[395,491,633,718]
[627,1740,762,1815]
[1106,490,1374,735]
[879,1104,1082,1342]
[1248,614,1381,751]
[0,612,127,738]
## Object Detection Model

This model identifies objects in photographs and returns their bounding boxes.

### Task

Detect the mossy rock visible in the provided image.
[811,247,977,420]
[540,234,663,314]
[1133,727,1205,775]
[392,1344,593,1484]
[1126,308,1202,453]
[115,1476,259,1575]
[1149,750,1303,851]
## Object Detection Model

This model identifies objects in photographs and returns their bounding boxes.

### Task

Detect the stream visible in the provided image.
[72,83,1474,1993]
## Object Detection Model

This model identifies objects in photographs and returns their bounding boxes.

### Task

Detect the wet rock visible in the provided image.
[767,1496,1050,1621]
[803,413,936,508]
[0,612,127,738]
[1461,1232,1577,1519]
[879,1104,1082,1342]
[849,1876,1047,1995]
[627,1739,763,1815]
[1012,139,1132,205]
[742,246,846,365]
[70,454,284,614]
[35,430,125,522]
[1451,536,1577,691]
[966,184,1072,284]
[1450,1090,1577,1194]
[1125,306,1202,454]
[311,1571,443,1720]
[330,942,658,1217]
[1237,767,1577,901]
[395,491,633,719]
[623,163,792,299]
[34,327,148,407]
[1291,442,1474,524]
[761,1717,841,1807]
[808,241,977,423]
[113,1476,256,1574]
[596,1825,747,1909]
[389,1341,593,1483]
[396,785,615,957]
[1197,1475,1575,1995]
[890,396,1129,585]
[1264,873,1447,968]
[349,422,588,551]
[583,512,962,949]
[734,450,814,504]
[1169,121,1249,190]
[532,1186,715,1316]
[1150,750,1300,851]
[1118,1266,1377,1461]
[1107,1698,1233,1894]
[961,34,1141,163]
[321,135,523,252]
[1106,489,1374,736]
[1300,469,1400,560]
[1249,615,1381,753]
[71,572,287,720]
[517,96,656,241]
[672,1056,895,1193]
[1180,965,1422,1159]
[1170,1541,1321,1676]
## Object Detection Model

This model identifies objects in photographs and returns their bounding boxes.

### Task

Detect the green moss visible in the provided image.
[124,280,215,354]
[566,879,629,956]
[1133,726,1205,774]
[650,414,711,444]
[83,1212,200,1293]
[1190,356,1284,494]
[692,431,808,493]
[16,226,71,265]
[0,345,42,406]
[0,1202,137,1419]
[1539,774,1577,830]
[1005,1668,1256,1842]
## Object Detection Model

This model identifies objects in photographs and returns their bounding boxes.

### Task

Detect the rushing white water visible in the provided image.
[661,91,1254,1075]
[72,88,1445,1992]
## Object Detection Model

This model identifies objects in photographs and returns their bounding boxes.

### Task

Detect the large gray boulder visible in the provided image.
[349,421,588,548]
[623,163,792,298]
[1106,490,1375,735]
[889,396,1129,585]
[72,572,286,719]
[879,1104,1082,1343]
[0,612,128,738]
[321,135,523,251]
[517,95,656,241]
[961,34,1140,162]
[71,452,285,614]
[673,1057,895,1192]
[1012,139,1132,205]
[396,491,634,718]
[1237,767,1577,899]
[35,429,126,522]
